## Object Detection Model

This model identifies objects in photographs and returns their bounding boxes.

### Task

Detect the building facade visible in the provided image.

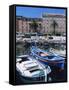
[16,16,42,33]
[16,14,66,35]
[42,14,66,34]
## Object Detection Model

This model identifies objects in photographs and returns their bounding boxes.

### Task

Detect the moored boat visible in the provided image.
[31,46,65,70]
[49,48,66,58]
[16,55,51,83]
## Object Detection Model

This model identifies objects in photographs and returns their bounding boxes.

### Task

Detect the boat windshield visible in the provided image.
[49,36,53,39]
[30,69,43,73]
[18,57,29,63]
[27,65,38,70]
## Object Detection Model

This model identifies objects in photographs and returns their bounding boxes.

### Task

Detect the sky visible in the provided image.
[16,6,66,18]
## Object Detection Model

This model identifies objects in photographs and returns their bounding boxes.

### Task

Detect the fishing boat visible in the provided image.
[49,48,66,58]
[46,36,66,44]
[31,46,65,70]
[16,55,51,83]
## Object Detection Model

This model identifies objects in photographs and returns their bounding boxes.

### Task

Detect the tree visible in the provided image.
[50,20,58,35]
[30,20,38,33]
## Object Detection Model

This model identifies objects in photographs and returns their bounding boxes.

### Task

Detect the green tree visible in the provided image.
[30,20,38,33]
[51,20,58,35]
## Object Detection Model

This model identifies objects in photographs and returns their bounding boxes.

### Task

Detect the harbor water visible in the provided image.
[16,42,66,84]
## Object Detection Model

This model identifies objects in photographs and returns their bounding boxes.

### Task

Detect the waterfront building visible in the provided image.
[16,13,66,35]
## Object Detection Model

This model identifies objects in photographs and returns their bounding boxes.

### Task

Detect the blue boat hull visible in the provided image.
[31,46,65,69]
[38,59,64,70]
